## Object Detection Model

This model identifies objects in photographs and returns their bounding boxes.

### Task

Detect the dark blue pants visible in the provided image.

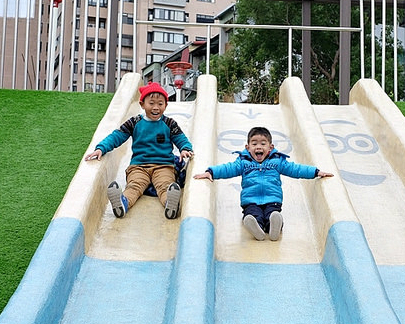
[242,203,282,233]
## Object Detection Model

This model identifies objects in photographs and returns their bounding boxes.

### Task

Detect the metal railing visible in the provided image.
[135,19,363,78]
[0,0,402,100]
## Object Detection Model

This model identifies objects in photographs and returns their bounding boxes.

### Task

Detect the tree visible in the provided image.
[351,7,405,100]
[209,0,404,104]
[203,48,245,102]
[232,0,302,103]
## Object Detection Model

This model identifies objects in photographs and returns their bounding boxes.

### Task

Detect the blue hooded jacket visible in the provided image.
[208,148,317,206]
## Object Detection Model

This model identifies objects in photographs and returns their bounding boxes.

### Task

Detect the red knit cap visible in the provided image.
[139,82,169,102]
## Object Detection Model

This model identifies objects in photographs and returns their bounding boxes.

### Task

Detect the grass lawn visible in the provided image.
[0,89,112,313]
[396,101,405,115]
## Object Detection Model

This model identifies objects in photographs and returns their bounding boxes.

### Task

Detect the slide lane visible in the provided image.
[0,73,198,324]
[59,88,197,321]
[212,101,337,324]
[0,74,403,324]
[313,79,405,323]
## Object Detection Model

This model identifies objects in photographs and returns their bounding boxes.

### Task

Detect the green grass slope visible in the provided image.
[396,101,405,115]
[0,89,112,313]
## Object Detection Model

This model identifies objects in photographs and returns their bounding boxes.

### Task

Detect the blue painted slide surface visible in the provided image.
[60,258,173,324]
[379,266,405,324]
[215,262,336,324]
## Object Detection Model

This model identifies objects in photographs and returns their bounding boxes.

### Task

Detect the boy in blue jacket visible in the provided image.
[85,82,193,219]
[193,127,333,241]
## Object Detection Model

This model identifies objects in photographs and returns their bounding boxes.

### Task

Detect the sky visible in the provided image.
[0,0,36,18]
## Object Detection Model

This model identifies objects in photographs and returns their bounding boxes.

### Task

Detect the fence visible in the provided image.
[0,0,403,101]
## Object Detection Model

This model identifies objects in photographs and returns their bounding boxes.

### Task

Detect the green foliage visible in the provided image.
[230,0,301,103]
[223,0,347,103]
[351,7,405,101]
[0,89,112,312]
[396,101,405,115]
[210,0,405,104]
[204,49,245,101]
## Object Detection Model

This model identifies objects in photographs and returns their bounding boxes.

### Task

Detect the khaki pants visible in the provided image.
[124,164,175,208]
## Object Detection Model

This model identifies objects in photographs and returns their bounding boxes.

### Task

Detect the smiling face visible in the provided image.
[246,134,274,163]
[140,93,168,121]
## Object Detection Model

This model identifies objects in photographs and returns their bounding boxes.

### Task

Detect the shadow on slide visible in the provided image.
[0,73,404,324]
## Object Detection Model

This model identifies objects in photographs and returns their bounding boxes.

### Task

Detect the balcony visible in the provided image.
[152,41,181,52]
[153,0,186,8]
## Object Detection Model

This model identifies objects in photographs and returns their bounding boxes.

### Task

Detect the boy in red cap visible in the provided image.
[85,82,194,219]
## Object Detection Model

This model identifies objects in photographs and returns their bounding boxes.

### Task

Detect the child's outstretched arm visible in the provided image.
[84,149,103,161]
[317,170,334,178]
[193,171,213,182]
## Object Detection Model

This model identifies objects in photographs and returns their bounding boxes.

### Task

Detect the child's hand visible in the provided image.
[318,171,334,178]
[193,171,213,182]
[85,149,102,161]
[179,150,194,162]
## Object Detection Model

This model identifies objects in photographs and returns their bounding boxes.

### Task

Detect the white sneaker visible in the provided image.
[165,182,181,219]
[269,211,283,241]
[243,215,266,241]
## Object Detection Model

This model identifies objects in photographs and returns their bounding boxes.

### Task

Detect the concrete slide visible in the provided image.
[0,73,404,324]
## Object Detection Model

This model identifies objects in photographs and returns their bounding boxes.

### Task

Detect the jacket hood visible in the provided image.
[234,148,281,161]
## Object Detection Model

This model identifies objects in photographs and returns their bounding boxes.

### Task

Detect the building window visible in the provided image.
[85,62,93,73]
[85,83,104,92]
[88,0,108,8]
[146,54,166,65]
[121,34,133,47]
[85,61,105,74]
[54,55,60,70]
[88,17,106,28]
[122,13,133,25]
[97,62,105,74]
[87,40,106,51]
[123,0,134,2]
[88,17,96,27]
[96,84,105,92]
[147,32,152,43]
[85,83,92,91]
[150,31,185,45]
[151,8,185,22]
[196,14,214,24]
[120,59,133,71]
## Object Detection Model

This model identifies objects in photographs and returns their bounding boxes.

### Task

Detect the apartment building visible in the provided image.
[0,0,234,92]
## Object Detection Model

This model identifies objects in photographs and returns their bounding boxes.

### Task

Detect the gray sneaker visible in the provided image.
[243,215,266,241]
[269,211,283,241]
[165,182,181,219]
[107,181,128,218]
